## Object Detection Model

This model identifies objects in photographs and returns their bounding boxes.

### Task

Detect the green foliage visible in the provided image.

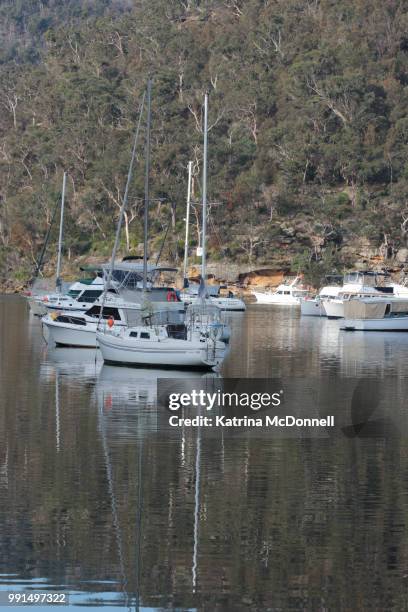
[292,249,342,289]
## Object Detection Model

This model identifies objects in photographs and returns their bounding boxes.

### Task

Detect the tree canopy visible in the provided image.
[1,0,408,284]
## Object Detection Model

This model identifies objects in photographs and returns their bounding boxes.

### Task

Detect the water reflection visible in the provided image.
[95,366,214,442]
[41,347,103,383]
[1,298,408,609]
[224,307,408,379]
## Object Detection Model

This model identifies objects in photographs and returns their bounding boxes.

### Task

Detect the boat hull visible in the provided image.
[323,300,344,319]
[97,332,225,369]
[43,319,98,348]
[181,295,246,311]
[341,317,408,331]
[253,291,300,306]
[300,299,325,316]
[210,297,246,311]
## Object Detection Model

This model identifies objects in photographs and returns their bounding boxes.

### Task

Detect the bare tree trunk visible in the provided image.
[124,211,130,251]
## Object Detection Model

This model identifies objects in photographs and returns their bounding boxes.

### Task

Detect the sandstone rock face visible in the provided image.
[238,269,286,288]
[396,248,408,263]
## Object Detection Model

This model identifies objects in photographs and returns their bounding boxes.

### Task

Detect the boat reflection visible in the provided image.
[317,320,408,377]
[94,365,221,442]
[40,346,102,383]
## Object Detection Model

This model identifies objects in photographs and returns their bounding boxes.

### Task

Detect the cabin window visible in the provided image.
[112,270,143,287]
[277,291,282,294]
[167,324,187,340]
[130,331,138,338]
[140,332,150,339]
[284,291,290,295]
[56,315,86,326]
[67,290,81,298]
[86,306,121,320]
[79,290,103,303]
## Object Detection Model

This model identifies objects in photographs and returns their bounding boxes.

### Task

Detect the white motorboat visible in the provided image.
[42,299,185,348]
[180,116,245,314]
[31,260,179,315]
[252,276,308,305]
[300,285,342,316]
[97,325,226,369]
[322,272,390,319]
[341,298,408,331]
[43,311,113,348]
[30,276,105,315]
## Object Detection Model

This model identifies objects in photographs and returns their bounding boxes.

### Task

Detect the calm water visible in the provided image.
[1,296,408,610]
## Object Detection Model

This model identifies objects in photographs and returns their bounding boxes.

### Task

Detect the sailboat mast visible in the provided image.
[143,79,152,291]
[183,160,193,285]
[96,91,146,330]
[201,94,208,283]
[55,171,66,293]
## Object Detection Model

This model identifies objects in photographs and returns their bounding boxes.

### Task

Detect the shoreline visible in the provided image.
[2,252,407,297]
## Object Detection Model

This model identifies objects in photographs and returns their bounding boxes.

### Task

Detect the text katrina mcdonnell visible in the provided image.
[168,415,334,428]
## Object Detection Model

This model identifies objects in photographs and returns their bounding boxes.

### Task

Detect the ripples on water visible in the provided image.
[1,296,408,610]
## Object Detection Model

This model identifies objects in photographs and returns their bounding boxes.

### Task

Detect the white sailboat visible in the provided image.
[97,325,226,369]
[30,91,147,318]
[180,160,245,312]
[252,276,308,305]
[97,89,228,370]
[27,171,67,316]
[42,91,189,350]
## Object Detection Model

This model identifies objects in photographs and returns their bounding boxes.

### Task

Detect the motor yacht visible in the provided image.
[30,261,179,315]
[341,297,408,331]
[252,276,308,305]
[42,296,185,348]
[300,276,343,316]
[29,275,105,316]
[322,272,391,319]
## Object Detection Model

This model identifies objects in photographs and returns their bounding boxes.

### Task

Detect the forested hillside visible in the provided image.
[1,0,408,286]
